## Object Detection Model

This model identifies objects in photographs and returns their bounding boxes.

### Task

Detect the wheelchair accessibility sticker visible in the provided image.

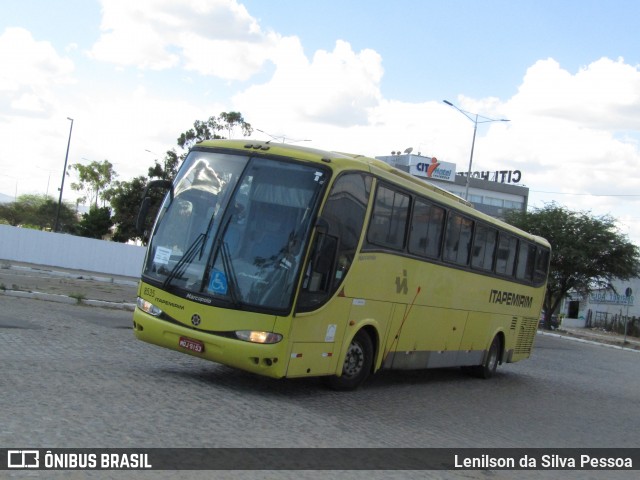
[208,269,228,294]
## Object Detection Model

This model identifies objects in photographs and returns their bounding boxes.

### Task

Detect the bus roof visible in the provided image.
[195,139,550,248]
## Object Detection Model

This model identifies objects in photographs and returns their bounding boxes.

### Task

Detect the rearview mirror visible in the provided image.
[136,179,174,236]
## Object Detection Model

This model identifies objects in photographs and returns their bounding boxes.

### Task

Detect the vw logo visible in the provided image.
[191,314,201,326]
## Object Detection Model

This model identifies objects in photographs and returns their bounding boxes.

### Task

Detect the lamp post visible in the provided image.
[54,117,74,232]
[35,167,51,197]
[443,100,509,201]
[256,129,311,144]
[145,149,166,179]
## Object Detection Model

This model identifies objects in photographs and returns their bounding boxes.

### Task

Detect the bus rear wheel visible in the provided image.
[325,330,373,391]
[469,335,501,379]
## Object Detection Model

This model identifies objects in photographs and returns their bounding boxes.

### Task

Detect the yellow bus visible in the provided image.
[133,139,550,390]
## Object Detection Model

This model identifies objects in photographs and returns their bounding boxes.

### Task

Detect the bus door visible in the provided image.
[287,299,351,377]
[289,172,372,378]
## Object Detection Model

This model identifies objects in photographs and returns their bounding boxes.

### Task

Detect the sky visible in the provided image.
[1,0,640,243]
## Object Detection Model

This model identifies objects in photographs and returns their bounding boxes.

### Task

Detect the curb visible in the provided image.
[538,330,640,353]
[1,289,136,312]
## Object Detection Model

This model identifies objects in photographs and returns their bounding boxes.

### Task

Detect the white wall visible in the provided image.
[0,224,145,277]
[560,317,587,329]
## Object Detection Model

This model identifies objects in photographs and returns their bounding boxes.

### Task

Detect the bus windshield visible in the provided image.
[143,149,328,311]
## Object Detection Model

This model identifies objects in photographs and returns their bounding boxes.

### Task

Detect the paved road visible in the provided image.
[1,295,639,480]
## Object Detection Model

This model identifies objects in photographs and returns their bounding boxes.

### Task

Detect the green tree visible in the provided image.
[0,202,25,226]
[177,112,253,150]
[219,111,254,139]
[107,176,150,243]
[506,203,640,329]
[70,160,117,208]
[176,117,222,151]
[0,194,77,231]
[36,196,77,232]
[10,194,46,227]
[147,149,181,182]
[76,206,113,239]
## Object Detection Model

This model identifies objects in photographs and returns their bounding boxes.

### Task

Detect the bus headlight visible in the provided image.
[137,297,163,317]
[235,330,283,344]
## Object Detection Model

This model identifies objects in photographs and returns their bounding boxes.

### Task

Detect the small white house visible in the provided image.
[560,277,639,329]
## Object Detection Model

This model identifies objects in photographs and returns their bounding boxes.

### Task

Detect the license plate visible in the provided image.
[179,337,204,353]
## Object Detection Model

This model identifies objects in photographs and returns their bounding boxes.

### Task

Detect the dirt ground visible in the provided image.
[0,260,138,305]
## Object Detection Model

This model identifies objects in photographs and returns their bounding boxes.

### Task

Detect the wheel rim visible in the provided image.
[342,340,365,378]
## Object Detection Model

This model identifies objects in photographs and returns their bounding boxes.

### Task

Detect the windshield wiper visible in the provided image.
[220,241,241,307]
[162,233,205,289]
[204,213,242,307]
[199,207,218,261]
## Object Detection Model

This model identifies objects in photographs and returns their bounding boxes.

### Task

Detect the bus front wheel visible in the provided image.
[325,330,373,391]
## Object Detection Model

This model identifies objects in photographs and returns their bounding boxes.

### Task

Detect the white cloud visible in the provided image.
[510,57,640,129]
[89,0,276,79]
[64,85,226,187]
[89,0,180,70]
[490,58,640,241]
[235,39,384,129]
[500,58,640,187]
[0,27,74,116]
[0,27,78,199]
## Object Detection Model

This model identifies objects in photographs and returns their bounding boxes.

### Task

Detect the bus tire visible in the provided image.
[470,335,501,379]
[325,330,373,391]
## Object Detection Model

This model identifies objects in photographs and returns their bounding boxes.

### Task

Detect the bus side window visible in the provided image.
[495,233,517,276]
[408,199,445,259]
[516,241,537,281]
[368,184,410,250]
[443,213,473,265]
[534,247,551,285]
[471,224,497,271]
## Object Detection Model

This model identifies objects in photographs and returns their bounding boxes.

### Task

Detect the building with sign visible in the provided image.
[560,277,638,330]
[375,153,529,220]
[376,153,638,334]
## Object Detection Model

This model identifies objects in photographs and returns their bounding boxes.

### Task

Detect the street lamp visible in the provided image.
[145,149,167,179]
[256,129,311,144]
[35,167,51,197]
[443,100,510,201]
[54,117,74,232]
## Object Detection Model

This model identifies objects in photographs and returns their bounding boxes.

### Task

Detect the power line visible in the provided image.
[531,191,640,197]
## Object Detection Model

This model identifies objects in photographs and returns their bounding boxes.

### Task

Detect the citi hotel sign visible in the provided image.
[459,169,522,184]
[410,157,457,182]
[408,156,522,184]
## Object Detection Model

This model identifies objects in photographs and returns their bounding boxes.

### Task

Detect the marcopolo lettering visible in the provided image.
[489,289,533,308]
[186,293,213,304]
